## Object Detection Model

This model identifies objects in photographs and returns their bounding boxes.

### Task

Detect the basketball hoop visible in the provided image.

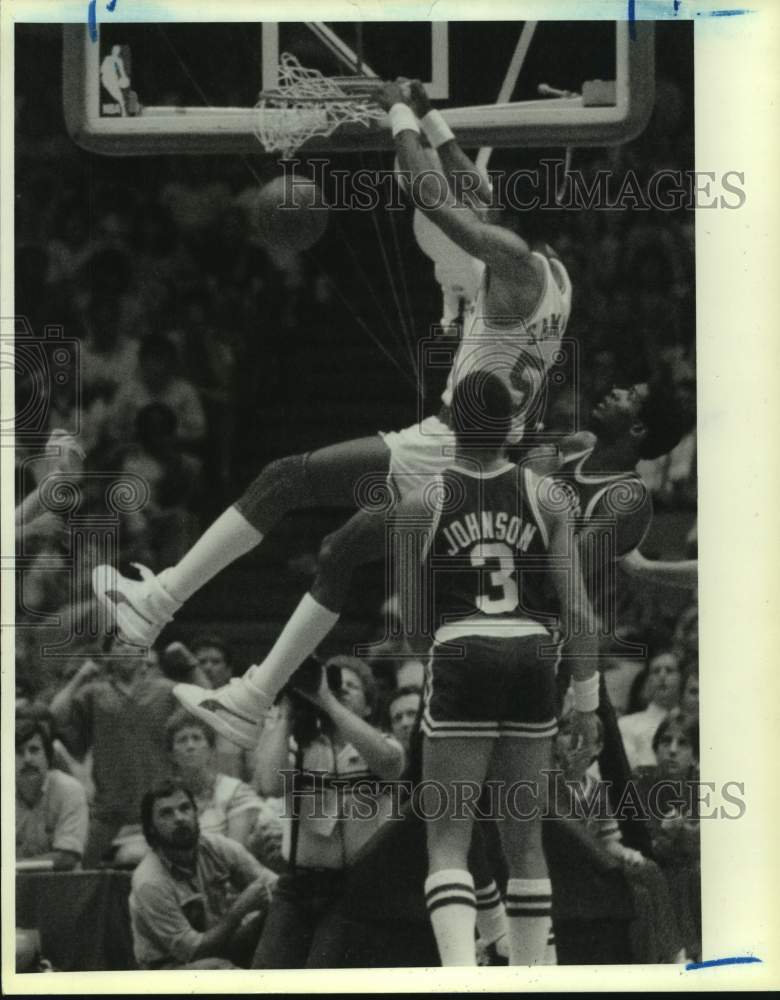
[254,53,385,158]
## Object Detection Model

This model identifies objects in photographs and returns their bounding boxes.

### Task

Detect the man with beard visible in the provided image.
[128,781,277,970]
[15,716,88,871]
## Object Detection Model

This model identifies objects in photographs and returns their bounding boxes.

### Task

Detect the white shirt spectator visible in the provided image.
[282,733,402,870]
[618,701,668,770]
[16,769,89,863]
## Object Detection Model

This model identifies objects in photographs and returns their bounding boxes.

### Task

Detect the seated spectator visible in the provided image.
[50,639,177,867]
[674,603,699,663]
[15,694,95,802]
[556,712,646,870]
[634,712,701,960]
[251,655,404,968]
[110,334,206,452]
[386,685,422,758]
[190,633,233,688]
[635,712,700,829]
[15,717,88,871]
[166,709,264,850]
[618,650,682,769]
[189,633,254,781]
[129,781,277,970]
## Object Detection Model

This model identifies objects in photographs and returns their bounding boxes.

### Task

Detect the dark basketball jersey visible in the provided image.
[556,447,653,560]
[426,462,557,640]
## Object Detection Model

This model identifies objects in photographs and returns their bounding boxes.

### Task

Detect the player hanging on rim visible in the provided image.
[393,369,600,966]
[93,80,575,713]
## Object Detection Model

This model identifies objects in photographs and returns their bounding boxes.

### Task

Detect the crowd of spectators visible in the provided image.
[16,591,701,968]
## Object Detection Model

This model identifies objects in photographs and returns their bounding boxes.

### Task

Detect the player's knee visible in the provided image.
[317,529,354,578]
[235,453,311,532]
[316,532,337,575]
[318,510,377,575]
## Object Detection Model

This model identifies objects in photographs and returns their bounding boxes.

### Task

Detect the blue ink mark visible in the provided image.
[88,0,119,43]
[87,0,97,42]
[686,956,762,970]
[628,1,752,32]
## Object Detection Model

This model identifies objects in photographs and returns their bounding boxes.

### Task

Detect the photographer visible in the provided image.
[251,655,405,969]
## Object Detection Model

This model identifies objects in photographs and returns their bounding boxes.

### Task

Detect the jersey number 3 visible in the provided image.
[471,542,518,614]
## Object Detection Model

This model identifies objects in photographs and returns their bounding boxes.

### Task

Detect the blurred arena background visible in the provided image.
[12,18,700,972]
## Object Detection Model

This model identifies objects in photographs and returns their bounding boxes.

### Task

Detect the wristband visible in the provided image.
[388,103,420,138]
[573,674,599,712]
[421,108,455,148]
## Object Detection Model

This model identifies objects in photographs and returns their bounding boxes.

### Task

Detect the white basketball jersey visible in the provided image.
[413,209,486,326]
[441,252,572,442]
[435,257,485,326]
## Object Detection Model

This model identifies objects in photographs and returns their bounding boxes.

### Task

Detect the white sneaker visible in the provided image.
[92,563,181,647]
[173,679,270,750]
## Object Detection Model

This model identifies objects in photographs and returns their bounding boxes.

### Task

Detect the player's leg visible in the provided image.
[422,733,494,966]
[491,734,554,966]
[170,419,457,744]
[93,435,391,647]
[470,820,509,958]
[165,435,389,603]
[420,636,508,966]
[173,508,390,744]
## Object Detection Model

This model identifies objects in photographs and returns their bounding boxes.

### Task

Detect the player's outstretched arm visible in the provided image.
[547,512,600,680]
[542,485,601,752]
[377,82,531,276]
[619,548,698,589]
[405,79,494,213]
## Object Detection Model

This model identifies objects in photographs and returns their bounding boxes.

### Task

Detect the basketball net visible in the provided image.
[254,53,385,158]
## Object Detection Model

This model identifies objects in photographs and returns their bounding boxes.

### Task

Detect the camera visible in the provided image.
[279,656,342,699]
[278,657,343,747]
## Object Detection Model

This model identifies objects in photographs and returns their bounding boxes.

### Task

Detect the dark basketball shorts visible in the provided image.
[421,633,559,739]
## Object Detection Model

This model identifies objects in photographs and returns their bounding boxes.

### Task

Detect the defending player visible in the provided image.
[94,83,572,701]
[173,373,689,749]
[392,369,599,966]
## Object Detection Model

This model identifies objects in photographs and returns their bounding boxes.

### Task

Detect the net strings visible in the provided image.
[155,25,421,392]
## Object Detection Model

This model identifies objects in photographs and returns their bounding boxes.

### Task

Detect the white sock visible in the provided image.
[475,880,507,946]
[162,506,263,602]
[505,877,552,966]
[543,927,557,965]
[425,868,477,966]
[245,593,340,697]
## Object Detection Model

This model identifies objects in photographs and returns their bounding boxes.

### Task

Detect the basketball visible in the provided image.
[252,175,329,252]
